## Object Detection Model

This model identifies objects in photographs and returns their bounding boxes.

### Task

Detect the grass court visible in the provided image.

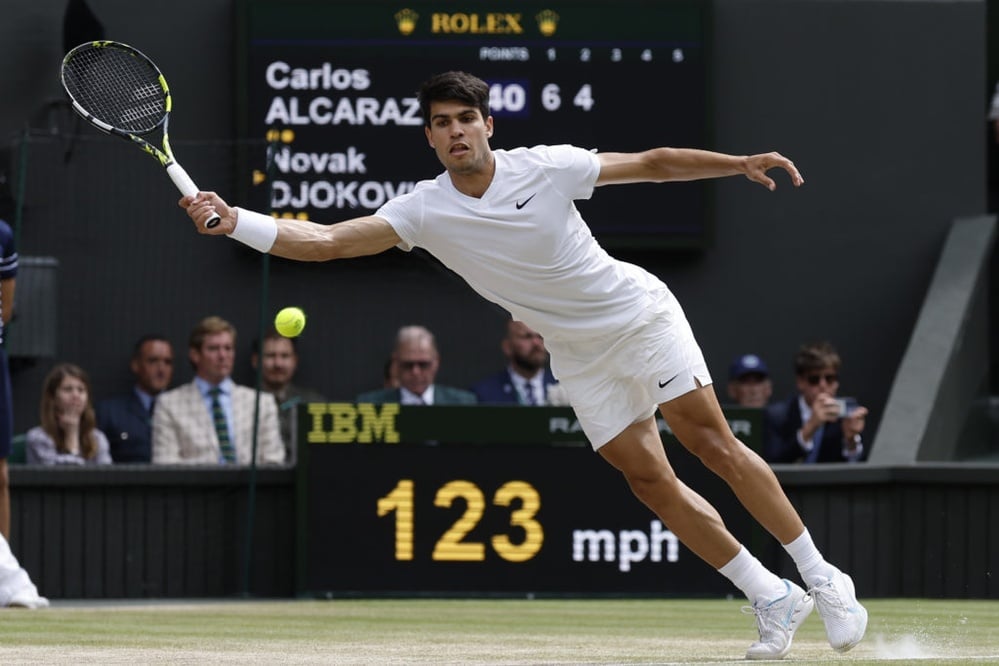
[0,597,995,664]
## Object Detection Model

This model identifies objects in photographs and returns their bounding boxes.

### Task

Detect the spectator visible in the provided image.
[96,334,174,463]
[0,219,16,537]
[471,319,558,405]
[152,316,284,465]
[26,363,112,465]
[726,354,773,408]
[357,325,476,405]
[765,341,869,463]
[250,329,326,462]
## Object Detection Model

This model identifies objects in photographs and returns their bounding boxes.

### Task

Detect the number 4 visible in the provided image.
[573,84,594,112]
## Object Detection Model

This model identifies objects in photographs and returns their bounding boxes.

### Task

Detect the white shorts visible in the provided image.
[546,287,712,450]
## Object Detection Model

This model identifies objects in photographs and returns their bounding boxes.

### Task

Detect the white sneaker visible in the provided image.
[7,590,49,609]
[809,570,867,652]
[743,579,814,660]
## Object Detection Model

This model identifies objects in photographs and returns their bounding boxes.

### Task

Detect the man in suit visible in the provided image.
[152,316,284,465]
[250,329,326,462]
[357,325,475,405]
[471,319,559,405]
[97,334,174,463]
[765,341,868,464]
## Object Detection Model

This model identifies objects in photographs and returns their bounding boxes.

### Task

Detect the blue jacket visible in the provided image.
[765,395,863,463]
[96,391,153,463]
[470,369,559,405]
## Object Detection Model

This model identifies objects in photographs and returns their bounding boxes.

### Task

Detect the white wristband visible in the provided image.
[229,208,278,253]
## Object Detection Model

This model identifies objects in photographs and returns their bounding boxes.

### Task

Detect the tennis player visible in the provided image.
[182,71,866,660]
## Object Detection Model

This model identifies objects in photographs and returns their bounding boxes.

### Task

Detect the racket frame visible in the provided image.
[60,40,217,225]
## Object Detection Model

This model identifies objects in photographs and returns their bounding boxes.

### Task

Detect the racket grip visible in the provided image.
[166,163,221,228]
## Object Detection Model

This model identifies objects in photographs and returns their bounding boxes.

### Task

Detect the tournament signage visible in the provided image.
[240,1,709,248]
[297,406,761,596]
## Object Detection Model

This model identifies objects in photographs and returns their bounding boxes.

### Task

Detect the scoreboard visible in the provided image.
[294,404,762,597]
[239,0,710,248]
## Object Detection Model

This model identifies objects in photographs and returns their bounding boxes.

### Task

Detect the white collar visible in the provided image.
[400,385,434,405]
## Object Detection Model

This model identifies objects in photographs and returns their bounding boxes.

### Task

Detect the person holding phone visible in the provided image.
[764,341,868,464]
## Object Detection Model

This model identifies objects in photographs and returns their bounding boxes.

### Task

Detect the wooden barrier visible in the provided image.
[10,467,296,598]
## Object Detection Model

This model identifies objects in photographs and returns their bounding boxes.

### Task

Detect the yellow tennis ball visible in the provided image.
[274,306,306,338]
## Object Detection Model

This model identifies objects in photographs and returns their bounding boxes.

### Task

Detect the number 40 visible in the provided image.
[377,479,544,562]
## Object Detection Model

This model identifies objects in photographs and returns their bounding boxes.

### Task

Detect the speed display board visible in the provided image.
[239,1,709,247]
[296,405,761,597]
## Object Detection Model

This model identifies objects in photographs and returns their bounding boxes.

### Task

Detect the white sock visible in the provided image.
[783,529,836,587]
[718,546,786,603]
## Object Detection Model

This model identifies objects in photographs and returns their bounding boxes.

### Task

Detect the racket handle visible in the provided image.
[166,163,221,228]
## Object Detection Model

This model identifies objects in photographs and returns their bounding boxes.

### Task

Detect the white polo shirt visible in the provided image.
[376,145,665,342]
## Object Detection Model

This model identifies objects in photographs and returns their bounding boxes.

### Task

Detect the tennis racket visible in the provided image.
[60,40,220,228]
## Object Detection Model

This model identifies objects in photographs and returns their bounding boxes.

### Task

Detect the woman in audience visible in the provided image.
[26,363,111,465]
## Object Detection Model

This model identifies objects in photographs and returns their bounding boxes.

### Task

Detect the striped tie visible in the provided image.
[209,387,236,463]
[523,381,539,406]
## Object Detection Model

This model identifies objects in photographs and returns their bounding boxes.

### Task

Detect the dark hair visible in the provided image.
[793,341,841,376]
[131,333,171,361]
[251,328,298,356]
[418,71,490,127]
[39,363,100,459]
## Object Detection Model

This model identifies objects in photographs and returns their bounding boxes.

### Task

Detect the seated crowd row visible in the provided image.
[23,316,869,467]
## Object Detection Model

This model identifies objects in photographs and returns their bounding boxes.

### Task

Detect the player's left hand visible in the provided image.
[744,151,804,191]
[179,192,235,235]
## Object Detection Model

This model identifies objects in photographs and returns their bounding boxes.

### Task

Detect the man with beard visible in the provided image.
[250,329,326,462]
[471,319,560,406]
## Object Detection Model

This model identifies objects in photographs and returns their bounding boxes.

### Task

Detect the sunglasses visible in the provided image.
[399,360,433,371]
[805,373,839,386]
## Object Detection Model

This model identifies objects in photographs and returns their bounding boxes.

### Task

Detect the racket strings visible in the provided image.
[63,46,167,134]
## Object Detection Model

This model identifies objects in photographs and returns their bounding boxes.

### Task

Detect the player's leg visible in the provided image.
[659,385,867,653]
[598,415,740,566]
[660,384,803,542]
[598,416,812,659]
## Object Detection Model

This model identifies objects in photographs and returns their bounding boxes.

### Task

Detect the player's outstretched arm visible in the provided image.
[179,193,401,261]
[596,148,803,191]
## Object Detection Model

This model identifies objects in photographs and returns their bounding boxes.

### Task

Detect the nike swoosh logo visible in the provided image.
[515,193,536,209]
[658,374,679,389]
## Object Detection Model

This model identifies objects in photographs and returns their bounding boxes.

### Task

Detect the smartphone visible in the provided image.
[834,397,857,417]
